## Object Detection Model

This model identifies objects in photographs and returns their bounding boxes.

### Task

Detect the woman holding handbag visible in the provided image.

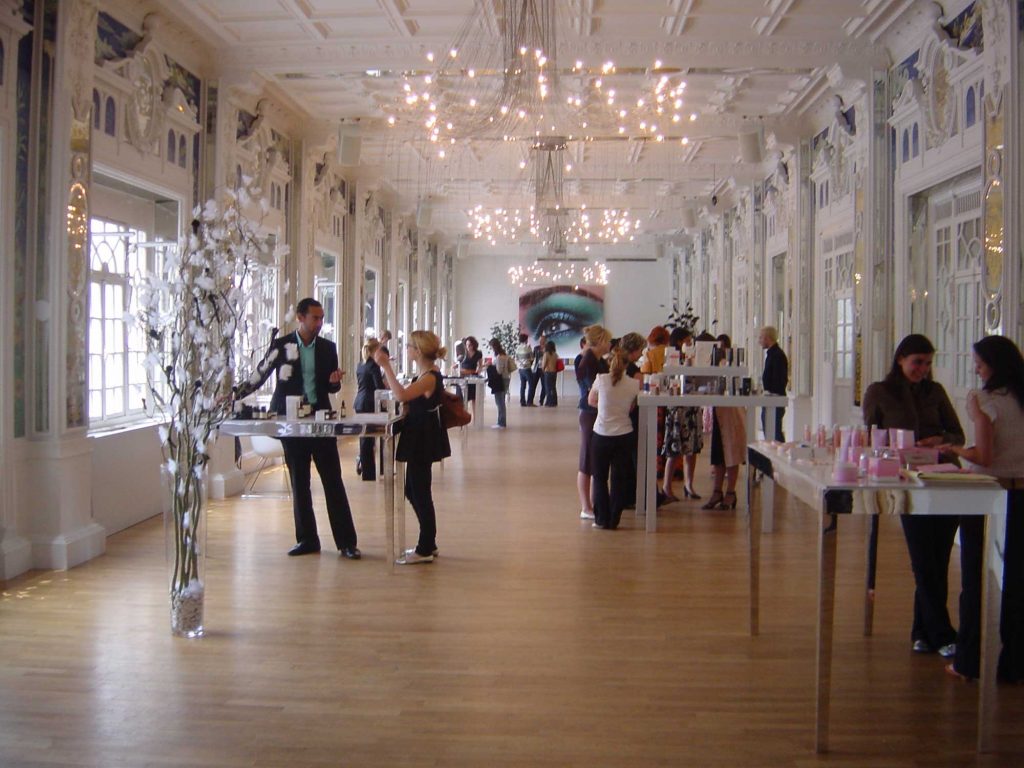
[374,330,451,564]
[489,338,514,428]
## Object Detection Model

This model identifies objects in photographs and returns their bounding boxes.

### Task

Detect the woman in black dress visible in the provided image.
[375,330,451,564]
[354,338,386,481]
[459,335,483,403]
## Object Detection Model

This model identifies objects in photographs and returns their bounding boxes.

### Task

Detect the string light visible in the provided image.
[508,261,610,287]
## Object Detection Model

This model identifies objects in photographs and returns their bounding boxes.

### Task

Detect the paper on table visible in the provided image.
[910,470,999,484]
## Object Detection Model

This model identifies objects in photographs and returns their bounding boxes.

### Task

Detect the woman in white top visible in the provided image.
[587,347,641,529]
[942,335,1024,682]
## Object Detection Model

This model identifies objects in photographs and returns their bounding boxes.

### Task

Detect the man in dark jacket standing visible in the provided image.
[759,326,788,441]
[238,298,360,558]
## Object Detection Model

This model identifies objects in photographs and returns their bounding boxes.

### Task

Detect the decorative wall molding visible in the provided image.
[62,0,97,124]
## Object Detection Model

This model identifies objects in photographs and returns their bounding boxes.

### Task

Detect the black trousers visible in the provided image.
[358,436,376,481]
[955,490,1024,680]
[529,368,542,404]
[761,406,785,442]
[405,460,437,556]
[281,437,357,549]
[900,514,959,648]
[542,371,557,406]
[590,432,634,530]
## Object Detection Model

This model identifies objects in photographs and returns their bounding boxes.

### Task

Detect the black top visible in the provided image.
[862,377,965,446]
[354,358,385,413]
[236,331,340,413]
[459,350,483,374]
[762,344,789,396]
[576,349,609,413]
[396,370,452,464]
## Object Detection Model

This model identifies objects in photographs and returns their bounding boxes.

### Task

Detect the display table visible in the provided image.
[446,375,486,429]
[635,392,787,532]
[219,415,410,566]
[747,441,1006,752]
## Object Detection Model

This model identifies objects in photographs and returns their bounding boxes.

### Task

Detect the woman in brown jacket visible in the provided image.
[863,334,965,657]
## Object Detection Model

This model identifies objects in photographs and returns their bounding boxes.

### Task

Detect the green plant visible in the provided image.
[665,302,700,335]
[487,319,519,357]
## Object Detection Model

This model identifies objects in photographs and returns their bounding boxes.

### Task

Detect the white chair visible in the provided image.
[242,435,291,499]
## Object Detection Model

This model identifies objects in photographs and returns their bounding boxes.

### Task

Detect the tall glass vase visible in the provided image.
[164,463,208,638]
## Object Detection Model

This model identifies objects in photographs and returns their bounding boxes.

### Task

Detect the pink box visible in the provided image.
[868,457,901,479]
[889,428,915,449]
[832,463,858,483]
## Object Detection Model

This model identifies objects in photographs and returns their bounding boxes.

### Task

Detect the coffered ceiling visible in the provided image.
[155,0,906,254]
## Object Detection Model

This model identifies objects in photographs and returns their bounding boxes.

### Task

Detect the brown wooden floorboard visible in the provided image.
[2,402,1022,767]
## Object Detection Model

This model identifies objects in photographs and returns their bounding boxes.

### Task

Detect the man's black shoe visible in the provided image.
[288,541,321,556]
[340,546,362,560]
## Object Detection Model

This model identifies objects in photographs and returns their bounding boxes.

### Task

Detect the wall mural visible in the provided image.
[518,285,605,359]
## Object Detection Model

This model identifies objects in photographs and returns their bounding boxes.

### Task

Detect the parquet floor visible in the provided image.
[2,403,1022,767]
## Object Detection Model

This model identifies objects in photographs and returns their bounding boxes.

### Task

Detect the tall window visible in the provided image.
[364,268,377,334]
[88,218,160,425]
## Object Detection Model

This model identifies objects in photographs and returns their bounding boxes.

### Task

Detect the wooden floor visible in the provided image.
[2,403,1022,767]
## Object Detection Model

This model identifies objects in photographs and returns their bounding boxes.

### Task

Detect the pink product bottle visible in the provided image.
[832,425,841,449]
[803,424,813,442]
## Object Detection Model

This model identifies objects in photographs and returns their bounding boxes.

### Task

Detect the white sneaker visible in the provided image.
[404,547,439,558]
[580,509,595,520]
[396,550,434,564]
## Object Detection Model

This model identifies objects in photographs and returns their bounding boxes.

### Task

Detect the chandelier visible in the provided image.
[508,260,610,288]
[382,0,699,255]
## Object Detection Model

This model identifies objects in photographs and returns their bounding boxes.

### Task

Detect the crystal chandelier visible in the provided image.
[383,0,699,254]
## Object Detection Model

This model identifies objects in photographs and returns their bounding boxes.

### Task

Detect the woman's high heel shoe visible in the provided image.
[683,486,701,500]
[701,491,723,510]
[720,491,738,510]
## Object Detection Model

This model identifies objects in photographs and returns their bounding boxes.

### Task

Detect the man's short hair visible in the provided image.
[296,297,323,316]
[760,326,779,344]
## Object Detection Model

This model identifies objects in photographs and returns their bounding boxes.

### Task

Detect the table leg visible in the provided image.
[635,404,647,520]
[749,464,761,636]
[864,514,879,636]
[396,460,407,563]
[384,433,395,569]
[645,405,658,533]
[816,510,839,753]
[978,513,1000,752]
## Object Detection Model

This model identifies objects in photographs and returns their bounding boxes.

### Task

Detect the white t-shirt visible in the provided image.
[592,372,640,437]
[972,388,1024,478]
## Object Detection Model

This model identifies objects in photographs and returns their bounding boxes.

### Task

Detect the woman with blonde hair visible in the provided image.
[374,331,451,564]
[354,337,386,480]
[588,347,641,529]
[575,324,612,519]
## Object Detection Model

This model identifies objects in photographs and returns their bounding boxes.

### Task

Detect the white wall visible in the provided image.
[455,253,673,344]
[90,426,166,535]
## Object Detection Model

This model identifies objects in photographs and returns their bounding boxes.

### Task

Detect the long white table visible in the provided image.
[747,441,1007,753]
[635,392,787,532]
[219,415,410,567]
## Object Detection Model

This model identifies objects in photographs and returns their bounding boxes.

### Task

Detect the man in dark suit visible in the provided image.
[238,298,360,558]
[528,333,546,406]
[759,326,789,441]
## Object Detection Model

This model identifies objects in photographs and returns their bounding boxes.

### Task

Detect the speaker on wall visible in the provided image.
[416,200,432,228]
[337,123,361,166]
[738,130,763,164]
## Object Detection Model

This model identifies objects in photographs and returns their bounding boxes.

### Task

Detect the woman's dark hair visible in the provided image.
[464,335,478,352]
[695,331,716,342]
[885,333,935,381]
[519,332,528,343]
[489,338,505,356]
[973,335,1024,409]
[668,326,691,349]
[545,340,556,354]
[716,333,732,349]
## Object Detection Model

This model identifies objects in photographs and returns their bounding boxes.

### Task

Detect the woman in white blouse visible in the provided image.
[587,347,640,530]
[942,335,1024,682]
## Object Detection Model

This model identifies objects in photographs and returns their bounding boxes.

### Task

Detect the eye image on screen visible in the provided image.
[519,285,605,359]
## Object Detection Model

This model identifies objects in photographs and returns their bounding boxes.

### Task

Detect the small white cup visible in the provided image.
[285,395,302,420]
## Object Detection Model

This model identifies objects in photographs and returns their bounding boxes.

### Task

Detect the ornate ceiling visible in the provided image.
[153,0,908,254]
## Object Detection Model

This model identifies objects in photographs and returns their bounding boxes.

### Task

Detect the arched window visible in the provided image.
[902,129,909,162]
[104,96,117,136]
[912,124,920,157]
[965,86,976,128]
[167,130,176,164]
[92,90,101,130]
[178,135,187,168]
